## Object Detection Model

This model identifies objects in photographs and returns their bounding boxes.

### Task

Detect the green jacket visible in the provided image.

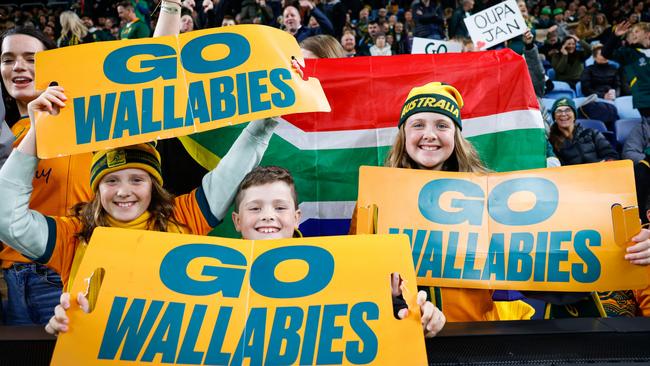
[550,40,591,83]
[119,18,150,40]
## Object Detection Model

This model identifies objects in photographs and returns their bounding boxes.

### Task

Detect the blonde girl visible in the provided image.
[57,11,93,47]
[382,82,650,321]
[383,81,499,322]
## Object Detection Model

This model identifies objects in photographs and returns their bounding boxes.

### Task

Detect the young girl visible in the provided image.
[0,85,278,334]
[0,26,93,325]
[381,81,498,322]
[376,82,650,321]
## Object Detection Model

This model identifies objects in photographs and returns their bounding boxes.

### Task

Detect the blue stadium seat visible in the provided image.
[576,119,607,132]
[575,81,584,97]
[545,90,576,100]
[546,68,556,81]
[545,81,576,99]
[540,98,556,112]
[573,97,586,107]
[553,80,574,92]
[615,118,642,146]
[577,118,617,146]
[615,96,641,119]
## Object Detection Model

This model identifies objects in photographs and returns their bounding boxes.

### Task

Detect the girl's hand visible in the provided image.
[391,273,446,338]
[27,85,66,124]
[44,292,90,336]
[625,228,650,265]
[396,290,446,338]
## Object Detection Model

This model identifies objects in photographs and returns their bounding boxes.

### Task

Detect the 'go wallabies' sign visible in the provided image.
[35,25,330,158]
[356,162,648,292]
[50,228,427,365]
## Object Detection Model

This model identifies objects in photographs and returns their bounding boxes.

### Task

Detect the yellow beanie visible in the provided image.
[90,143,163,191]
[398,82,464,129]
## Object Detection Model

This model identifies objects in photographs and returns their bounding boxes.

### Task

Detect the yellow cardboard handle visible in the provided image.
[356,204,379,234]
[611,203,641,247]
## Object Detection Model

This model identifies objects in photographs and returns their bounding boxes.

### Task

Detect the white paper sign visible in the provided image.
[463,0,527,50]
[411,37,463,54]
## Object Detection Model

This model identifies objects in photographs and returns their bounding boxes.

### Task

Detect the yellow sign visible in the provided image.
[35,25,331,158]
[356,162,648,292]
[50,228,427,365]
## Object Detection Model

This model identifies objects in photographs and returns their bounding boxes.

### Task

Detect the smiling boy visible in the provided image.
[232,165,446,338]
[232,166,300,240]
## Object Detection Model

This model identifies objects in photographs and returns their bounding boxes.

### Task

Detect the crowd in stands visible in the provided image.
[1,0,650,329]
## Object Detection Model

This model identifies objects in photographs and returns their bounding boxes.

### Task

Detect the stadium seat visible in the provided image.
[573,97,587,107]
[576,119,607,132]
[545,90,576,100]
[546,68,556,81]
[575,81,584,97]
[540,98,556,112]
[615,96,642,119]
[576,118,617,146]
[552,81,574,92]
[615,118,642,146]
[545,81,576,99]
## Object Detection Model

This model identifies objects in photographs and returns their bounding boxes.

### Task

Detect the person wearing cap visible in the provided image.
[548,97,618,165]
[552,8,569,39]
[535,6,554,30]
[0,84,278,334]
[390,82,530,321]
[351,82,536,322]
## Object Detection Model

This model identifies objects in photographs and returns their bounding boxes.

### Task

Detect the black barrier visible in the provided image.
[1,318,650,366]
[428,317,650,365]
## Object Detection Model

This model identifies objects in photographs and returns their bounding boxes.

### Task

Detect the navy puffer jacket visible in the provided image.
[553,124,618,165]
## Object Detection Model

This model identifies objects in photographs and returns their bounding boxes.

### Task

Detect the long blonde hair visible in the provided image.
[58,11,88,45]
[385,125,489,173]
[72,177,182,243]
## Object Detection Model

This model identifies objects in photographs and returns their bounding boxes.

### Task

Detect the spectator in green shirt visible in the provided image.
[117,1,150,39]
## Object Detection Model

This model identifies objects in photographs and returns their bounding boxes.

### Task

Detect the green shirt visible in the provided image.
[119,18,150,40]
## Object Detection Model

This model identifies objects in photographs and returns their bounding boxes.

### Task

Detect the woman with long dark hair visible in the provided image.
[0,26,94,325]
